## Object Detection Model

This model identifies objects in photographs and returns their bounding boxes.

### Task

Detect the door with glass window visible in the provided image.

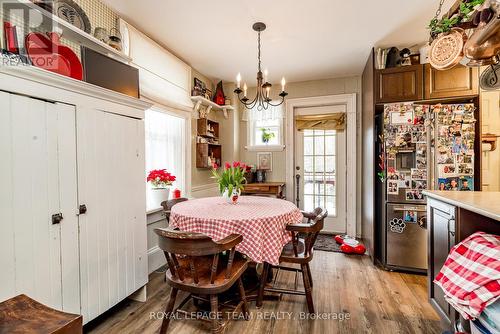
[295,127,347,233]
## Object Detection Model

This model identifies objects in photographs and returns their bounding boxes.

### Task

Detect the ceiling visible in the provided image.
[102,0,454,84]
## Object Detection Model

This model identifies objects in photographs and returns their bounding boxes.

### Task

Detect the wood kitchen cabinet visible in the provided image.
[375,64,423,103]
[427,198,457,327]
[424,64,478,99]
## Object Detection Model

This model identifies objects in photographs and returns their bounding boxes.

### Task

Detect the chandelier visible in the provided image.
[234,22,288,110]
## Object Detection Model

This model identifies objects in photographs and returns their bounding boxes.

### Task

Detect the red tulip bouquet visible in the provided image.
[211,161,247,203]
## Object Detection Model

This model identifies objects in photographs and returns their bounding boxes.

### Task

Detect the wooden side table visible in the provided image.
[242,182,285,199]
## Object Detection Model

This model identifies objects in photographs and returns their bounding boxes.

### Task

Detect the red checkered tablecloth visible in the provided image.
[434,231,500,320]
[169,196,303,265]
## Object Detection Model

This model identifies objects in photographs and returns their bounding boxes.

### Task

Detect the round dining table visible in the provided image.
[169,196,303,265]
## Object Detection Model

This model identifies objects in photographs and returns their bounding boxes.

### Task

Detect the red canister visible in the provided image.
[172,189,181,199]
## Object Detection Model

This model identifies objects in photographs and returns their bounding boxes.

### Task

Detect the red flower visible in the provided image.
[241,163,246,170]
[147,169,176,186]
[233,161,240,168]
[212,162,218,169]
[225,162,231,169]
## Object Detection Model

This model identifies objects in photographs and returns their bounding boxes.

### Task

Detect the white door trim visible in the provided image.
[285,93,357,237]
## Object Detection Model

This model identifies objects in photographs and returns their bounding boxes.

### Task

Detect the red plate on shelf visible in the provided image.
[25,32,83,80]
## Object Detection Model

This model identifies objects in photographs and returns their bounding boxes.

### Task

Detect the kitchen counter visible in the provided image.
[423,191,500,222]
[425,190,500,331]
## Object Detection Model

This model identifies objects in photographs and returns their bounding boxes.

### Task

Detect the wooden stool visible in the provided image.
[0,294,82,334]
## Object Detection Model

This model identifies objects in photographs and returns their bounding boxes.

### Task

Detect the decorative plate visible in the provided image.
[429,28,467,70]
[54,0,91,34]
[26,32,83,80]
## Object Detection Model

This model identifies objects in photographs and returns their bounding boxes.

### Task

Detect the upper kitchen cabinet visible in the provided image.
[424,64,478,99]
[375,64,424,103]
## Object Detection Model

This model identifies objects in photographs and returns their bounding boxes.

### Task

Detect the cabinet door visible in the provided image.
[0,92,79,313]
[429,205,456,325]
[424,64,478,99]
[77,108,147,323]
[375,65,423,103]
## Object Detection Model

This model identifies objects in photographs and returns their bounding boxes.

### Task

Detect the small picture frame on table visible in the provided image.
[257,152,272,171]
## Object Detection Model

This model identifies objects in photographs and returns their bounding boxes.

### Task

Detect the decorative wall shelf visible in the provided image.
[190,95,234,119]
[14,0,132,64]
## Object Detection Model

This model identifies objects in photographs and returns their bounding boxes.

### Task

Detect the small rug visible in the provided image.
[313,234,342,253]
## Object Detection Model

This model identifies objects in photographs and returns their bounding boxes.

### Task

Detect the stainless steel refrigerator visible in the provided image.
[376,102,477,273]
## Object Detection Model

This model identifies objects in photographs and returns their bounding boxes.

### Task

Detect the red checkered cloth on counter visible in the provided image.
[434,231,500,320]
[169,196,303,265]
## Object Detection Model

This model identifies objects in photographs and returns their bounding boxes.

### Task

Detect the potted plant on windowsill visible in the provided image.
[211,161,247,204]
[147,169,176,208]
[261,128,275,144]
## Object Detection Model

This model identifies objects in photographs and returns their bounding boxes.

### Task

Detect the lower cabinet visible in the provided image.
[427,198,456,326]
[0,91,148,324]
[0,92,80,314]
[77,107,148,322]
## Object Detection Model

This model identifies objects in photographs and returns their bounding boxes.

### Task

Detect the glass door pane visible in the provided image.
[302,130,337,216]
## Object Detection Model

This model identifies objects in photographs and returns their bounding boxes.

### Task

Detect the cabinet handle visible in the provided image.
[78,204,87,215]
[448,218,456,237]
[52,213,63,224]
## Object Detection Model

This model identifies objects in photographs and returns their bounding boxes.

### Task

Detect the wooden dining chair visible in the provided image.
[256,208,327,313]
[161,198,188,223]
[155,228,250,334]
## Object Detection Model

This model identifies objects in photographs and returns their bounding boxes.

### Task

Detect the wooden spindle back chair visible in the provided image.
[155,228,249,334]
[161,198,189,223]
[257,208,328,313]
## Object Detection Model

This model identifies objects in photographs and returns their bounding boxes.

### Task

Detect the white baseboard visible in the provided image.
[147,246,166,274]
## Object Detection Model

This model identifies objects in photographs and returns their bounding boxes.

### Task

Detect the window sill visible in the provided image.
[245,145,285,152]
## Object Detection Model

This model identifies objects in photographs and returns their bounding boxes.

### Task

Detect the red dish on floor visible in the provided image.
[25,32,83,80]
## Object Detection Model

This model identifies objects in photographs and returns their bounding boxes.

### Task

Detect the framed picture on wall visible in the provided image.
[257,152,272,171]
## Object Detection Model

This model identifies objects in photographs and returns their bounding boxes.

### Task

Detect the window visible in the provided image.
[145,107,187,210]
[303,129,337,216]
[245,103,284,151]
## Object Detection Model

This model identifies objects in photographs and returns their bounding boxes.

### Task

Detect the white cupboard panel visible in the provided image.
[0,91,16,301]
[55,102,81,315]
[0,93,79,312]
[77,108,147,323]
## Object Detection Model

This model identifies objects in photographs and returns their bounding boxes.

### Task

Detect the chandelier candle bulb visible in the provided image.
[266,86,270,98]
[236,73,241,88]
[264,69,268,82]
[243,83,247,97]
[281,77,286,92]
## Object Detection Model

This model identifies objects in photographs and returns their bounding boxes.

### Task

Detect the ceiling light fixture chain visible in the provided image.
[257,29,262,73]
[234,22,288,111]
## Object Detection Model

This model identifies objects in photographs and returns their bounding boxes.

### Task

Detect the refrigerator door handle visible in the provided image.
[392,207,427,212]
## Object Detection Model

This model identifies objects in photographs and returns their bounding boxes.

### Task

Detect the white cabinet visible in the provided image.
[0,86,149,324]
[0,92,80,313]
[77,108,147,321]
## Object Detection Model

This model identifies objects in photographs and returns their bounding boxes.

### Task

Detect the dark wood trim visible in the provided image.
[361,48,376,262]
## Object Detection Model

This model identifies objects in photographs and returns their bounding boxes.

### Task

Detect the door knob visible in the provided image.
[52,213,63,224]
[78,204,87,215]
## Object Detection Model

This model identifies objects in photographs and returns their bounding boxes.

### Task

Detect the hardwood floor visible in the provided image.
[84,251,441,334]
